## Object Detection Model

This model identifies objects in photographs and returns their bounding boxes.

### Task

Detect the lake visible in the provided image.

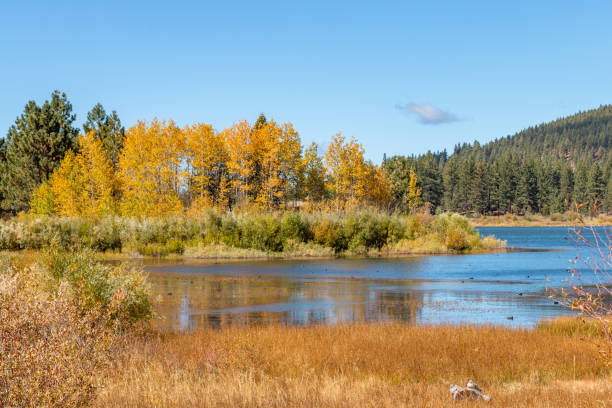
[138,226,605,330]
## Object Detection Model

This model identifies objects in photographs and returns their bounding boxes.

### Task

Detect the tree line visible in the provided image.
[3,91,611,217]
[3,91,393,217]
[383,152,611,215]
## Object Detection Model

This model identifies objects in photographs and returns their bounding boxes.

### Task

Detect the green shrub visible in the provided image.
[219,217,241,247]
[550,213,565,222]
[239,215,283,252]
[201,208,222,243]
[344,213,388,251]
[280,212,311,243]
[432,213,479,251]
[42,249,153,326]
[0,211,498,256]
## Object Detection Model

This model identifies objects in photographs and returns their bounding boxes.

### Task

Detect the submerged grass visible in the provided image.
[0,211,505,258]
[96,320,611,408]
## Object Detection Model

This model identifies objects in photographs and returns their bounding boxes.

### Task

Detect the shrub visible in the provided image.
[219,216,241,247]
[432,213,479,252]
[550,213,564,222]
[0,211,499,256]
[344,213,388,252]
[92,218,122,252]
[0,265,115,407]
[280,211,311,243]
[201,208,222,243]
[313,218,347,253]
[444,227,468,251]
[239,215,283,252]
[42,249,153,326]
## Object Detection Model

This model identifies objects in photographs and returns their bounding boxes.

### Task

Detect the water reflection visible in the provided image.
[138,227,594,331]
[151,273,425,330]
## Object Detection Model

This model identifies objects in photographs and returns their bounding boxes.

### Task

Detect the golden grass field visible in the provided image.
[95,319,611,408]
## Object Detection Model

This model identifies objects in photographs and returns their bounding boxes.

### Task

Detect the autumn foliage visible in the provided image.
[30,117,393,217]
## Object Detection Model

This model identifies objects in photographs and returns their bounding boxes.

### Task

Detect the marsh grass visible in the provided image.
[96,321,611,407]
[0,211,505,258]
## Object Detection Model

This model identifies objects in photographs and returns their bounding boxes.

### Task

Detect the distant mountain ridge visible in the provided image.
[451,105,612,164]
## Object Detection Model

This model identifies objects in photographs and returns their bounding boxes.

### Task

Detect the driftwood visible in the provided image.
[449,380,491,401]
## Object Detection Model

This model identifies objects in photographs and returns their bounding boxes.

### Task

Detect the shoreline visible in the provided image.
[471,214,612,227]
[96,246,510,263]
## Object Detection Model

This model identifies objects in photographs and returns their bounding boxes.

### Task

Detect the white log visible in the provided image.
[450,380,491,401]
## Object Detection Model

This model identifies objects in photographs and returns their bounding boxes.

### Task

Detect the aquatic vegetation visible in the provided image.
[0,211,504,257]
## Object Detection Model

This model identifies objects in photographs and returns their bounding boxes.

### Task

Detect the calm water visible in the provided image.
[139,227,602,330]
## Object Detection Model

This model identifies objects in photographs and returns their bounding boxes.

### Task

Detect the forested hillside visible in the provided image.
[384,105,612,215]
[452,105,612,163]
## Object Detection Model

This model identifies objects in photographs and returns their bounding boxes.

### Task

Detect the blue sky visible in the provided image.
[1,1,611,162]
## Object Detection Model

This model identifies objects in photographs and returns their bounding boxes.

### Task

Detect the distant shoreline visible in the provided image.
[471,215,612,228]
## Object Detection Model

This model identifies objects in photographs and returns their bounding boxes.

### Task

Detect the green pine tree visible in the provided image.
[253,113,267,130]
[442,156,460,211]
[0,91,79,213]
[515,160,538,214]
[415,152,443,209]
[586,162,605,213]
[558,163,573,212]
[83,103,125,166]
[573,161,590,213]
[470,161,490,215]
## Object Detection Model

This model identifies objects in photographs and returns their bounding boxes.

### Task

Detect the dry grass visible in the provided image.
[96,322,611,407]
[471,213,612,227]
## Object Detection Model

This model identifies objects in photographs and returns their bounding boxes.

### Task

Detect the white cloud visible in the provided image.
[396,103,460,125]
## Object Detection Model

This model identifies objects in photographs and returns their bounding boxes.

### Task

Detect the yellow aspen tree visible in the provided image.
[49,150,89,216]
[364,165,393,209]
[277,122,303,206]
[302,142,327,202]
[185,123,229,214]
[224,120,252,209]
[75,131,117,216]
[253,119,281,208]
[324,133,348,206]
[325,133,369,208]
[118,119,185,217]
[29,181,55,215]
[248,120,303,209]
[348,139,371,204]
[407,168,423,212]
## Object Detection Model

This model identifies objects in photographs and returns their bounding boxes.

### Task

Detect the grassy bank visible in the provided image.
[95,319,611,408]
[0,211,505,258]
[471,212,612,227]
